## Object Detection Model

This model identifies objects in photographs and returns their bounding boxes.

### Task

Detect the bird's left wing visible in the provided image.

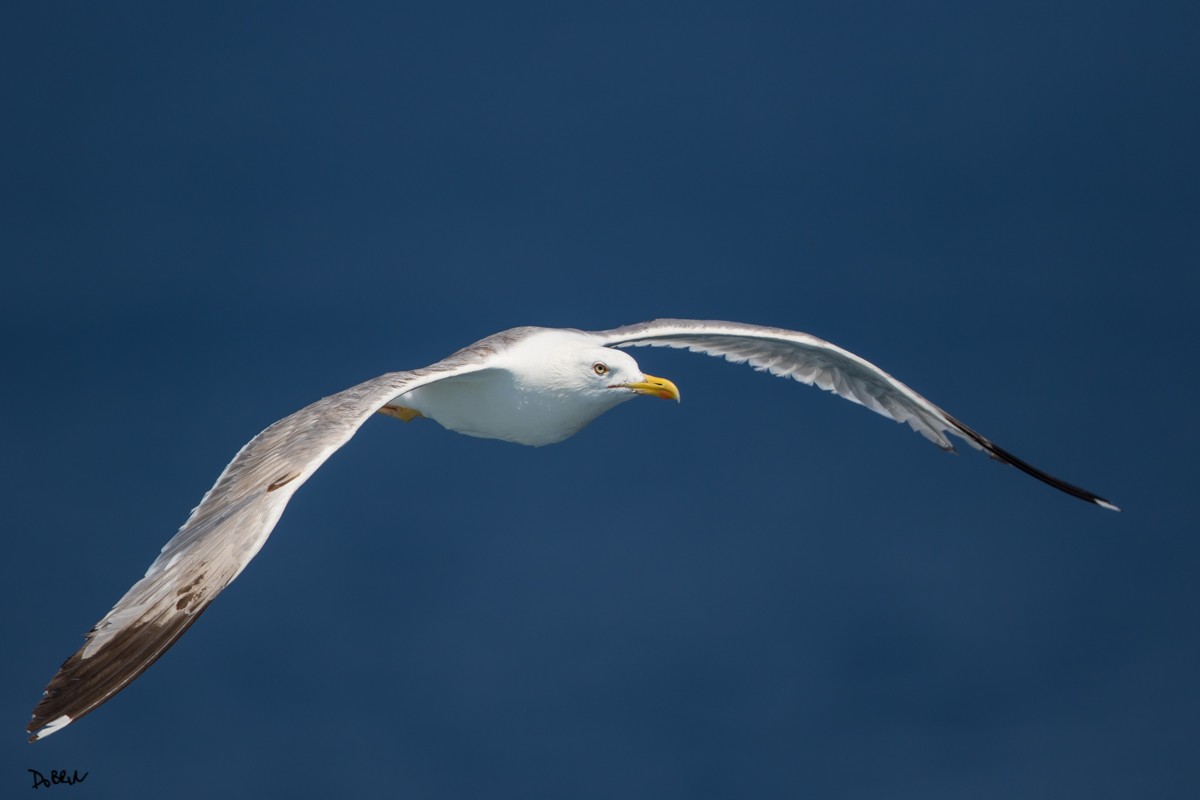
[28,358,495,741]
[593,318,1117,510]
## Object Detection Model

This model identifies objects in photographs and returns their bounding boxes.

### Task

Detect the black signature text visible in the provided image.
[28,769,88,789]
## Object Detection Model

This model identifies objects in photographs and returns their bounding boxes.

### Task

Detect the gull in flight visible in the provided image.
[27,319,1118,741]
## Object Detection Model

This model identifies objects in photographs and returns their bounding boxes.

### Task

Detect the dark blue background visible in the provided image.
[3,2,1195,797]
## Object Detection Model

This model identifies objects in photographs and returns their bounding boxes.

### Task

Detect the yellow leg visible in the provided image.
[379,405,424,422]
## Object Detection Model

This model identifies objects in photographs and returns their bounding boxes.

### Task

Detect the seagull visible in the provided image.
[27,319,1118,741]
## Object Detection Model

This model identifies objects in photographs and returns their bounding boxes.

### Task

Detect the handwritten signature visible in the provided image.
[28,769,88,789]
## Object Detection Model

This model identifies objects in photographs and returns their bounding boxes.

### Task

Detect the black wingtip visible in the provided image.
[984,439,1120,511]
[943,414,1119,511]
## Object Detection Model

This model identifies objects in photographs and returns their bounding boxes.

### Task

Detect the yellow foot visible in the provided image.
[379,405,424,422]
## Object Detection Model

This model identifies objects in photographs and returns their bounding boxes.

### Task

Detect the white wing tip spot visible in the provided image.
[32,714,73,741]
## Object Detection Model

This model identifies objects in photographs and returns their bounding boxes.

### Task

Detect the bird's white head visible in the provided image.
[507,329,679,405]
[483,329,680,445]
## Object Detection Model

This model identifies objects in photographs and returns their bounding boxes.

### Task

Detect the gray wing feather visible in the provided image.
[593,319,1118,511]
[595,319,962,448]
[27,355,494,742]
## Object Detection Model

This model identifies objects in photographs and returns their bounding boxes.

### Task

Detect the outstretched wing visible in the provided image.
[27,359,493,742]
[593,319,1118,511]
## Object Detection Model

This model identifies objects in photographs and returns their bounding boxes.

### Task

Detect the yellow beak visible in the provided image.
[618,373,681,402]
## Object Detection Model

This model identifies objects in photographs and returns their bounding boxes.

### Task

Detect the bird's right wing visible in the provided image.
[594,319,1118,511]
[27,357,495,742]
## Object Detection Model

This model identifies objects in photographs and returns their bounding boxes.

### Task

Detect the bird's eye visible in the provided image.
[592,362,609,376]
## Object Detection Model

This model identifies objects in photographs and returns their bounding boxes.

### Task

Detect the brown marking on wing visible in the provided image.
[267,473,300,492]
[27,604,213,742]
[174,574,206,611]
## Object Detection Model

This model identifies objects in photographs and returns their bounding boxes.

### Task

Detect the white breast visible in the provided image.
[397,369,615,447]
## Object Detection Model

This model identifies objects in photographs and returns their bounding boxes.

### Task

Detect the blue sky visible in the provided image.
[2,2,1196,798]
